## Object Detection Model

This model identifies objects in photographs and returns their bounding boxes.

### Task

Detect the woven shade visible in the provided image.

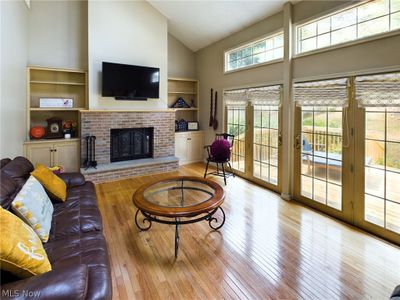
[224,89,248,108]
[355,72,400,107]
[248,85,281,107]
[294,78,349,107]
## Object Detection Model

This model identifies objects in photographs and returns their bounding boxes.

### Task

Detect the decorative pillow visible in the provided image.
[11,176,54,242]
[31,164,67,202]
[0,207,52,278]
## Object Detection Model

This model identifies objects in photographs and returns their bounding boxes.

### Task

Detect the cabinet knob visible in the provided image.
[187,138,191,141]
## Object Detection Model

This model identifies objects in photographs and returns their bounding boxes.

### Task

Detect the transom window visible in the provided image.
[297,0,400,54]
[225,33,283,72]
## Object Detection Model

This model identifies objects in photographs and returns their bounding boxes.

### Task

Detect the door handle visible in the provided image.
[278,131,282,146]
[295,134,301,149]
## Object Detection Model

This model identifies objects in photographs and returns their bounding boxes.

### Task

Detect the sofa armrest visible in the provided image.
[391,285,400,299]
[1,264,88,300]
[58,172,86,188]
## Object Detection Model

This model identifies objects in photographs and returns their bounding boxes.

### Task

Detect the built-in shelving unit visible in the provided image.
[26,66,88,141]
[24,66,88,172]
[168,77,199,127]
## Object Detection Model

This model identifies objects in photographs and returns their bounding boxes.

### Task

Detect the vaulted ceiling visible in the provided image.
[148,1,292,52]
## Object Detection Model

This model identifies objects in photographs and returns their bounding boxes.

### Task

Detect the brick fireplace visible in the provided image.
[80,110,178,183]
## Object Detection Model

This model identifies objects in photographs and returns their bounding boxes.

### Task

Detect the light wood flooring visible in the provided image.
[96,163,400,300]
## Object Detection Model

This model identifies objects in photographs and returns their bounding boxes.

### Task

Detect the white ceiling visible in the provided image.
[148,1,291,52]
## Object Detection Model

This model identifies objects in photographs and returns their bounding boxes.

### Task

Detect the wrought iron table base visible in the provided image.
[134,207,226,258]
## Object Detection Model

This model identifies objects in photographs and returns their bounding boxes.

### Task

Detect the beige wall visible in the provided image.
[195,12,284,144]
[168,33,196,78]
[195,0,400,198]
[88,0,168,110]
[28,0,88,69]
[1,0,28,158]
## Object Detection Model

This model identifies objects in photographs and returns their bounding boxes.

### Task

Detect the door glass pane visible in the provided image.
[300,107,343,210]
[253,105,279,186]
[227,108,246,172]
[364,107,400,233]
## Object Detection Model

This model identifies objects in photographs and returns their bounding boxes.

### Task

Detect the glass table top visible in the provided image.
[143,179,216,208]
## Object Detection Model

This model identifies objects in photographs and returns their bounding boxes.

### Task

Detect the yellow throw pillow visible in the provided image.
[0,208,52,278]
[31,164,67,202]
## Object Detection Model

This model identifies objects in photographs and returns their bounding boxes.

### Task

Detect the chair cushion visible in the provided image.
[210,139,231,161]
[0,208,52,278]
[31,164,67,202]
[11,176,54,242]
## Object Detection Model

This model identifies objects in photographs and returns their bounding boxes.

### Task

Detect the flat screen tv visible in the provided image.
[102,62,160,100]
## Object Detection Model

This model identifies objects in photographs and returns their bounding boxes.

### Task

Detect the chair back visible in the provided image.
[215,133,234,148]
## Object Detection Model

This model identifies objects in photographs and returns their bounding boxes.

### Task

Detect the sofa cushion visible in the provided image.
[0,172,18,210]
[58,172,86,188]
[0,158,11,169]
[49,206,103,240]
[31,164,67,202]
[54,181,99,210]
[0,208,52,278]
[1,264,89,300]
[11,176,54,242]
[44,232,112,300]
[1,157,33,187]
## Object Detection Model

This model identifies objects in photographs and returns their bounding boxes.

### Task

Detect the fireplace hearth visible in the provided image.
[110,128,154,162]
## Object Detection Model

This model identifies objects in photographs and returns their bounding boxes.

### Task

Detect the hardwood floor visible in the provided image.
[96,163,400,300]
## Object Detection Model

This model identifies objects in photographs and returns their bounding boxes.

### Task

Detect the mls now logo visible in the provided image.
[2,289,41,298]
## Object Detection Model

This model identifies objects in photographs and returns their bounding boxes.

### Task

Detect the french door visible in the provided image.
[354,106,400,243]
[294,74,400,245]
[225,85,282,193]
[294,105,353,221]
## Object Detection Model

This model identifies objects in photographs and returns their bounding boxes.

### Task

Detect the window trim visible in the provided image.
[223,29,284,74]
[294,0,400,57]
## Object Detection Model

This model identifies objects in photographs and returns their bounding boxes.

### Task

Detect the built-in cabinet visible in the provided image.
[24,66,87,171]
[24,139,80,172]
[168,77,204,164]
[175,131,204,165]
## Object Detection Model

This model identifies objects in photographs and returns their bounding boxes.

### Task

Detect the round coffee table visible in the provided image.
[132,176,225,257]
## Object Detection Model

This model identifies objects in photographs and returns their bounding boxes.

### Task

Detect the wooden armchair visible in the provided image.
[204,133,235,185]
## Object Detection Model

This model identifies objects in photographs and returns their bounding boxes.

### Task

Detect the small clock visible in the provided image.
[45,117,64,139]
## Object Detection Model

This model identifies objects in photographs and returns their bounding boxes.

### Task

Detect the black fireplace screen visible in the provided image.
[110,128,154,162]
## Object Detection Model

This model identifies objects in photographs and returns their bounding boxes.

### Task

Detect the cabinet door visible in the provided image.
[187,133,204,163]
[175,134,188,165]
[53,141,80,172]
[24,144,53,168]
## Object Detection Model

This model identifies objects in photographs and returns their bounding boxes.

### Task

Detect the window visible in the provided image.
[297,0,400,54]
[225,33,283,72]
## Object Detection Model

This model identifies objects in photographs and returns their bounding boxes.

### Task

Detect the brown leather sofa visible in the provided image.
[0,157,112,300]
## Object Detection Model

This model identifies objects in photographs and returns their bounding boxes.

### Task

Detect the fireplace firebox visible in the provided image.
[110,128,153,162]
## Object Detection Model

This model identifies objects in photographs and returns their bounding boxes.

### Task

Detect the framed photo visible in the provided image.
[187,121,199,131]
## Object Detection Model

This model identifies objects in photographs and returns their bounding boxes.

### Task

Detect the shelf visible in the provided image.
[30,107,85,111]
[172,108,198,111]
[168,91,196,95]
[30,80,85,86]
[24,138,80,144]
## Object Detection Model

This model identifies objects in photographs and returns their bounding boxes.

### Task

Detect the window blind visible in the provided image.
[224,89,248,108]
[248,85,282,107]
[293,78,349,107]
[355,72,400,107]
